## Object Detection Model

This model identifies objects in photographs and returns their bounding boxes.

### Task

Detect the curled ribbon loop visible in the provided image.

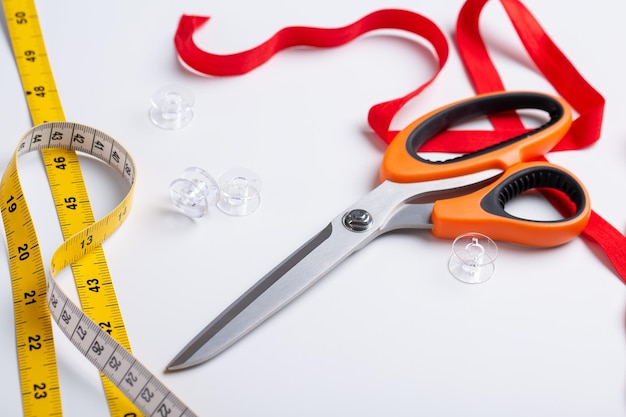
[174,9,449,143]
[457,0,624,283]
[457,0,605,152]
[174,2,625,283]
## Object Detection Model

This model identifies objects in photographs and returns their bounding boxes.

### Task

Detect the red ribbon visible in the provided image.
[456,0,626,282]
[173,3,626,283]
[175,9,449,144]
[457,0,605,151]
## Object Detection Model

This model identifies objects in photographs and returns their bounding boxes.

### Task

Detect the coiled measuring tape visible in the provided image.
[3,0,197,415]
[2,124,197,417]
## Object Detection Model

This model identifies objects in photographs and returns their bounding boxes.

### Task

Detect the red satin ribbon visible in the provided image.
[457,0,605,151]
[175,9,449,144]
[456,0,626,282]
[173,3,626,283]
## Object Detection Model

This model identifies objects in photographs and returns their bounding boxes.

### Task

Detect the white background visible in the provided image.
[1,0,626,416]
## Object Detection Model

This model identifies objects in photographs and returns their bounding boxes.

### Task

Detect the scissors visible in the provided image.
[167,91,591,371]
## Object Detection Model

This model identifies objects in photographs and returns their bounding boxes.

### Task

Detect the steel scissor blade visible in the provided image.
[166,213,394,370]
[166,222,338,370]
[167,171,500,371]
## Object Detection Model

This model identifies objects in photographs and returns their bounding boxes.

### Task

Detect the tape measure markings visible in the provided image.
[4,122,198,416]
[4,0,145,414]
[48,282,195,417]
[4,3,64,124]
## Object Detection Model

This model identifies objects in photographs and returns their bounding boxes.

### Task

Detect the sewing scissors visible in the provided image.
[167,91,591,371]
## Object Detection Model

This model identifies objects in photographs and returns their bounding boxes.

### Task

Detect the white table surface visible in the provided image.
[1,0,625,416]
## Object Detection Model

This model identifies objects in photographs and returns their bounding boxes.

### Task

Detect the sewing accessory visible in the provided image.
[168,91,591,370]
[448,232,498,283]
[170,167,219,218]
[216,168,262,216]
[149,84,195,129]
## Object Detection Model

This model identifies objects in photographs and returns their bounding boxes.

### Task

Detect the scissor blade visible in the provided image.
[167,222,338,370]
[166,213,398,370]
[167,172,499,371]
[167,182,428,370]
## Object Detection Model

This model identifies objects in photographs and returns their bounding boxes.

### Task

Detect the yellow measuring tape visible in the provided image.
[3,0,197,416]
[3,123,197,417]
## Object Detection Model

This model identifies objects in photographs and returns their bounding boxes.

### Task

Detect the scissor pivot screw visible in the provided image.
[343,209,373,232]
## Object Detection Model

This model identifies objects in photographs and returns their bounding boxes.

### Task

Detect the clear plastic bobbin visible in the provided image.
[149,84,194,129]
[170,167,219,218]
[217,168,262,216]
[448,232,498,284]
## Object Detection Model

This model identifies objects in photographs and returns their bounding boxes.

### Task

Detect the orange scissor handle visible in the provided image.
[431,161,591,247]
[380,91,572,183]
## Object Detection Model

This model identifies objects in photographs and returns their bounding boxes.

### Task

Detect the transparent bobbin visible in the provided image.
[217,168,262,216]
[149,85,194,129]
[448,232,498,284]
[170,167,219,218]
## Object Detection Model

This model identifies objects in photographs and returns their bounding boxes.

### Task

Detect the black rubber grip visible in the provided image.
[480,165,587,222]
[405,92,565,164]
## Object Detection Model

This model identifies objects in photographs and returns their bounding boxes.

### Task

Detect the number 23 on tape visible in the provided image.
[1,123,198,417]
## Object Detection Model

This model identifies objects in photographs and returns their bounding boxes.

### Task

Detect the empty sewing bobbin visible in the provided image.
[149,84,194,129]
[217,168,262,216]
[448,232,498,284]
[169,167,219,218]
